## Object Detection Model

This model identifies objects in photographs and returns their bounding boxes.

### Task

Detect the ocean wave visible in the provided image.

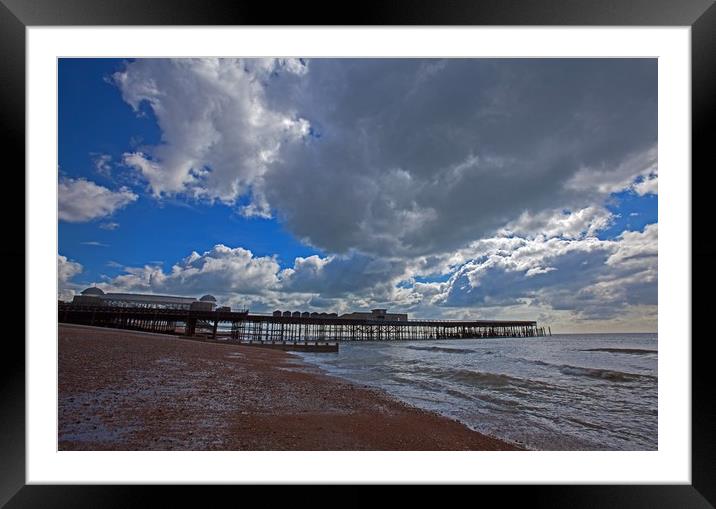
[557,364,656,383]
[565,416,610,431]
[581,348,658,355]
[406,346,477,354]
[447,368,556,390]
[516,358,656,383]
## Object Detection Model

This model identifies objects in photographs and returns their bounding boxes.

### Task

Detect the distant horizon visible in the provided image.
[58,58,657,333]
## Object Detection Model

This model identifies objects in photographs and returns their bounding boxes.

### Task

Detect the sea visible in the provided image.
[293,333,657,451]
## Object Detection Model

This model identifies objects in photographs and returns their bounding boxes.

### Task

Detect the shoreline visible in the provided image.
[58,324,521,451]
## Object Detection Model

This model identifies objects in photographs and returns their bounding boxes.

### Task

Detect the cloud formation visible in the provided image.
[265,59,657,257]
[99,244,281,297]
[632,171,658,196]
[93,221,656,328]
[58,178,138,222]
[438,224,658,320]
[91,153,113,177]
[114,58,310,214]
[280,253,407,298]
[114,58,657,258]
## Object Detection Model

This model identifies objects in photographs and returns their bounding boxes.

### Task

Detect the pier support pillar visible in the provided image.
[186,317,197,337]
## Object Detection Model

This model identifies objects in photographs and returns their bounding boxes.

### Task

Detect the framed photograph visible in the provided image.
[6,0,713,503]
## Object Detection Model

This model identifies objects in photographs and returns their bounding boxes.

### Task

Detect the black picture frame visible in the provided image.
[4,0,712,503]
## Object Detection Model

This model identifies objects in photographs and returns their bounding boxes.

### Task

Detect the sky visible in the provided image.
[58,58,658,333]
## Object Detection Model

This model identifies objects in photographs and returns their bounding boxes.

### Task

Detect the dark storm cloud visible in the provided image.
[263,59,656,256]
[280,252,407,298]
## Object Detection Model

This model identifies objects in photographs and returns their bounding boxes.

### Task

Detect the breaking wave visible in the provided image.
[581,348,657,355]
[556,364,656,383]
[447,368,556,390]
[407,346,477,354]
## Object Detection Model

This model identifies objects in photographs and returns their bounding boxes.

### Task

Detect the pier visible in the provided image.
[58,303,548,343]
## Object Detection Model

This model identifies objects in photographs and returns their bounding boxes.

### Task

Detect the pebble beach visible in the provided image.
[58,324,519,451]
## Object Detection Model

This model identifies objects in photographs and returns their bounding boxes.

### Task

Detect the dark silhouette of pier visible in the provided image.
[58,303,548,344]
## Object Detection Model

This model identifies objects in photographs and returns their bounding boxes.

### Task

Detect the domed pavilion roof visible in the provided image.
[81,287,105,296]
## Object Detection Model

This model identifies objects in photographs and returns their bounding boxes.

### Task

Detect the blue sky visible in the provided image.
[59,59,322,281]
[598,190,658,240]
[58,58,658,332]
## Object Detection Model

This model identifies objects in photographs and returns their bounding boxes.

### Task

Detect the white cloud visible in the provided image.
[97,244,281,297]
[114,58,310,204]
[121,152,177,197]
[58,254,82,282]
[99,222,120,230]
[433,225,657,320]
[58,254,83,301]
[58,178,138,222]
[606,223,658,269]
[502,206,613,240]
[632,172,658,196]
[91,153,113,177]
[94,246,407,314]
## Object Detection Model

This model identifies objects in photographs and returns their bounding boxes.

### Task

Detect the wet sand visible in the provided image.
[58,324,520,450]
